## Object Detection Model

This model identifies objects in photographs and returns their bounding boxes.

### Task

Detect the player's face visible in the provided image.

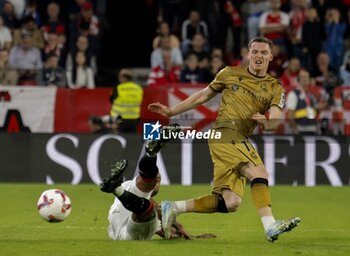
[247,42,273,75]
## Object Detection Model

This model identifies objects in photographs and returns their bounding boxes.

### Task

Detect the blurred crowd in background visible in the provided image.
[2,0,350,135]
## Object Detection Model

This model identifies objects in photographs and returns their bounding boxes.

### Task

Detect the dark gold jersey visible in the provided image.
[209,66,285,137]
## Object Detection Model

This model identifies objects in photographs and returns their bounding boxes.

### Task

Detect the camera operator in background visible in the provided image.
[88,115,122,134]
[110,69,144,133]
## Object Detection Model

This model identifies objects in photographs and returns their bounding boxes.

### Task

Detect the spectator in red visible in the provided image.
[73,1,100,56]
[279,57,301,94]
[41,2,66,42]
[225,1,242,59]
[76,2,99,37]
[287,0,307,61]
[259,0,290,55]
[41,31,67,68]
[268,44,288,77]
[147,48,181,86]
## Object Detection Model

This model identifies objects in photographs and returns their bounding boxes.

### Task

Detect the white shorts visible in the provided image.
[107,177,161,240]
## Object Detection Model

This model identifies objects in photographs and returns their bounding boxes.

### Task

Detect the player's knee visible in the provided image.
[218,195,241,213]
[242,164,268,181]
[225,197,241,212]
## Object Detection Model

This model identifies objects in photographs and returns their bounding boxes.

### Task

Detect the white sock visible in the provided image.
[172,201,187,215]
[114,186,124,197]
[261,216,276,231]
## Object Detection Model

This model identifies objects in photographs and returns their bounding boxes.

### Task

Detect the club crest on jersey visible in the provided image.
[250,151,258,159]
[232,84,239,91]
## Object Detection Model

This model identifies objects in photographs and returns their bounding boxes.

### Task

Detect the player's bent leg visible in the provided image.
[137,154,159,192]
[242,164,301,242]
[106,177,158,241]
[164,192,240,218]
[192,194,221,213]
[100,159,128,193]
[222,189,242,212]
[241,165,272,214]
[117,176,156,215]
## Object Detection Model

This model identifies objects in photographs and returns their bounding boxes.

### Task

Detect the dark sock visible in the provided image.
[138,155,158,180]
[117,190,152,215]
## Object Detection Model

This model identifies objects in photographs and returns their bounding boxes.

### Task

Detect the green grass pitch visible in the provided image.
[0,184,349,256]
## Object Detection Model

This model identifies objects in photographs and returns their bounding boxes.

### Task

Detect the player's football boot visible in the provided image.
[160,200,177,239]
[145,123,181,156]
[100,159,128,193]
[265,217,301,242]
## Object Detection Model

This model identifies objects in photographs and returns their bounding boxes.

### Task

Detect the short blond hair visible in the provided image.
[248,37,273,50]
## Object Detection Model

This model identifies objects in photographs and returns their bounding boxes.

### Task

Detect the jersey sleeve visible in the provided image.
[209,66,229,93]
[286,91,297,110]
[270,83,285,110]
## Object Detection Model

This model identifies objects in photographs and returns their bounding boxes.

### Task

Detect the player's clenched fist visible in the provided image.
[252,112,268,129]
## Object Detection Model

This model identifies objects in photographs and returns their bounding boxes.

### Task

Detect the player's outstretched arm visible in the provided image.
[148,102,172,117]
[148,86,217,117]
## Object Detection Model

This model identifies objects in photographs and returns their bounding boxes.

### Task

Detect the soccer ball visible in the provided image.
[37,189,72,222]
